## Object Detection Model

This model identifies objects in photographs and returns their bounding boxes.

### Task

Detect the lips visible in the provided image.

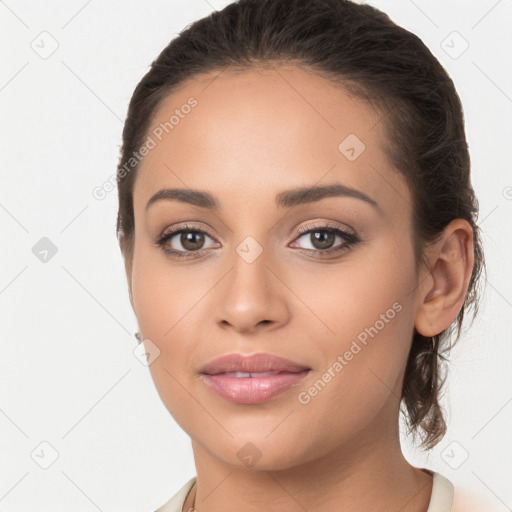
[199,352,310,375]
[222,371,282,377]
[199,353,311,404]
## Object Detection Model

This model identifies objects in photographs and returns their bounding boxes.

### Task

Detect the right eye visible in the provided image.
[155,224,219,258]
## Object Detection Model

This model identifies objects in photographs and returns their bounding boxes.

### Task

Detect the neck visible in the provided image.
[187,409,433,512]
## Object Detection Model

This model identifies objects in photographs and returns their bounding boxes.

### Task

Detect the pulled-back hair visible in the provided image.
[116,0,485,450]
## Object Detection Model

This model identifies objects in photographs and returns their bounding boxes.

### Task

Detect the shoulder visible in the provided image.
[427,471,455,512]
[155,477,197,512]
[427,471,491,512]
[152,472,491,512]
[451,480,494,512]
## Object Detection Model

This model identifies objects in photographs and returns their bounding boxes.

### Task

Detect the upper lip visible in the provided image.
[200,353,311,375]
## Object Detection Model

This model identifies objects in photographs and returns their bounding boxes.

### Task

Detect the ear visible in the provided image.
[415,219,475,337]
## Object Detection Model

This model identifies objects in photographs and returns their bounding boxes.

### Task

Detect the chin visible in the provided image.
[195,430,321,472]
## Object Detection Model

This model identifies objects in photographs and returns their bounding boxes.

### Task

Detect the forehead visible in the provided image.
[134,65,410,216]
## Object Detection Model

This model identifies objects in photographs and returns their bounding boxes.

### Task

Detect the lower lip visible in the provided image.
[201,371,310,404]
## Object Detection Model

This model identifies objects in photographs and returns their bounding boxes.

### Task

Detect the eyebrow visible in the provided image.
[145,182,379,212]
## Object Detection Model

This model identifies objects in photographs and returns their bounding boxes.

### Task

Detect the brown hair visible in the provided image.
[116,0,485,450]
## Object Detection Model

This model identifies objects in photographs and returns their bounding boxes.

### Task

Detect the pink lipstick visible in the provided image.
[199,353,311,404]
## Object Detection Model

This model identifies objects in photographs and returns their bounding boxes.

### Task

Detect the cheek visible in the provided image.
[131,240,206,339]
[290,289,415,450]
[130,243,224,415]
[292,237,416,407]
[133,261,202,429]
[290,235,416,348]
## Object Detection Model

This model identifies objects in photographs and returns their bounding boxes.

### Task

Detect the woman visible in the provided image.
[115,0,485,510]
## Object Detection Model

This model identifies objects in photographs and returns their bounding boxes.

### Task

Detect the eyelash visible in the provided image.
[155,222,360,259]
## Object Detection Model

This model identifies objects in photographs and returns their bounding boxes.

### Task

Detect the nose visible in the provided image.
[214,246,290,335]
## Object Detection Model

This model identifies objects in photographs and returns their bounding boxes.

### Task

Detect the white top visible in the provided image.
[155,469,454,512]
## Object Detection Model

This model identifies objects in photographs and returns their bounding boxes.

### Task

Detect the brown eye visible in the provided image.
[308,231,336,250]
[290,224,360,256]
[156,225,218,258]
[180,231,206,251]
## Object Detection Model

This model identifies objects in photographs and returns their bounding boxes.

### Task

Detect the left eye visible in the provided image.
[290,226,358,252]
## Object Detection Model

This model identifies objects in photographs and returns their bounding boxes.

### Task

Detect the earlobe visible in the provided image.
[415,219,474,337]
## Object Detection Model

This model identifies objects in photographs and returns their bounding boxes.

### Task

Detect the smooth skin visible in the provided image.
[122,65,474,512]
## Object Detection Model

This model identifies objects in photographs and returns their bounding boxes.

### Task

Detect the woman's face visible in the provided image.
[128,65,422,469]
